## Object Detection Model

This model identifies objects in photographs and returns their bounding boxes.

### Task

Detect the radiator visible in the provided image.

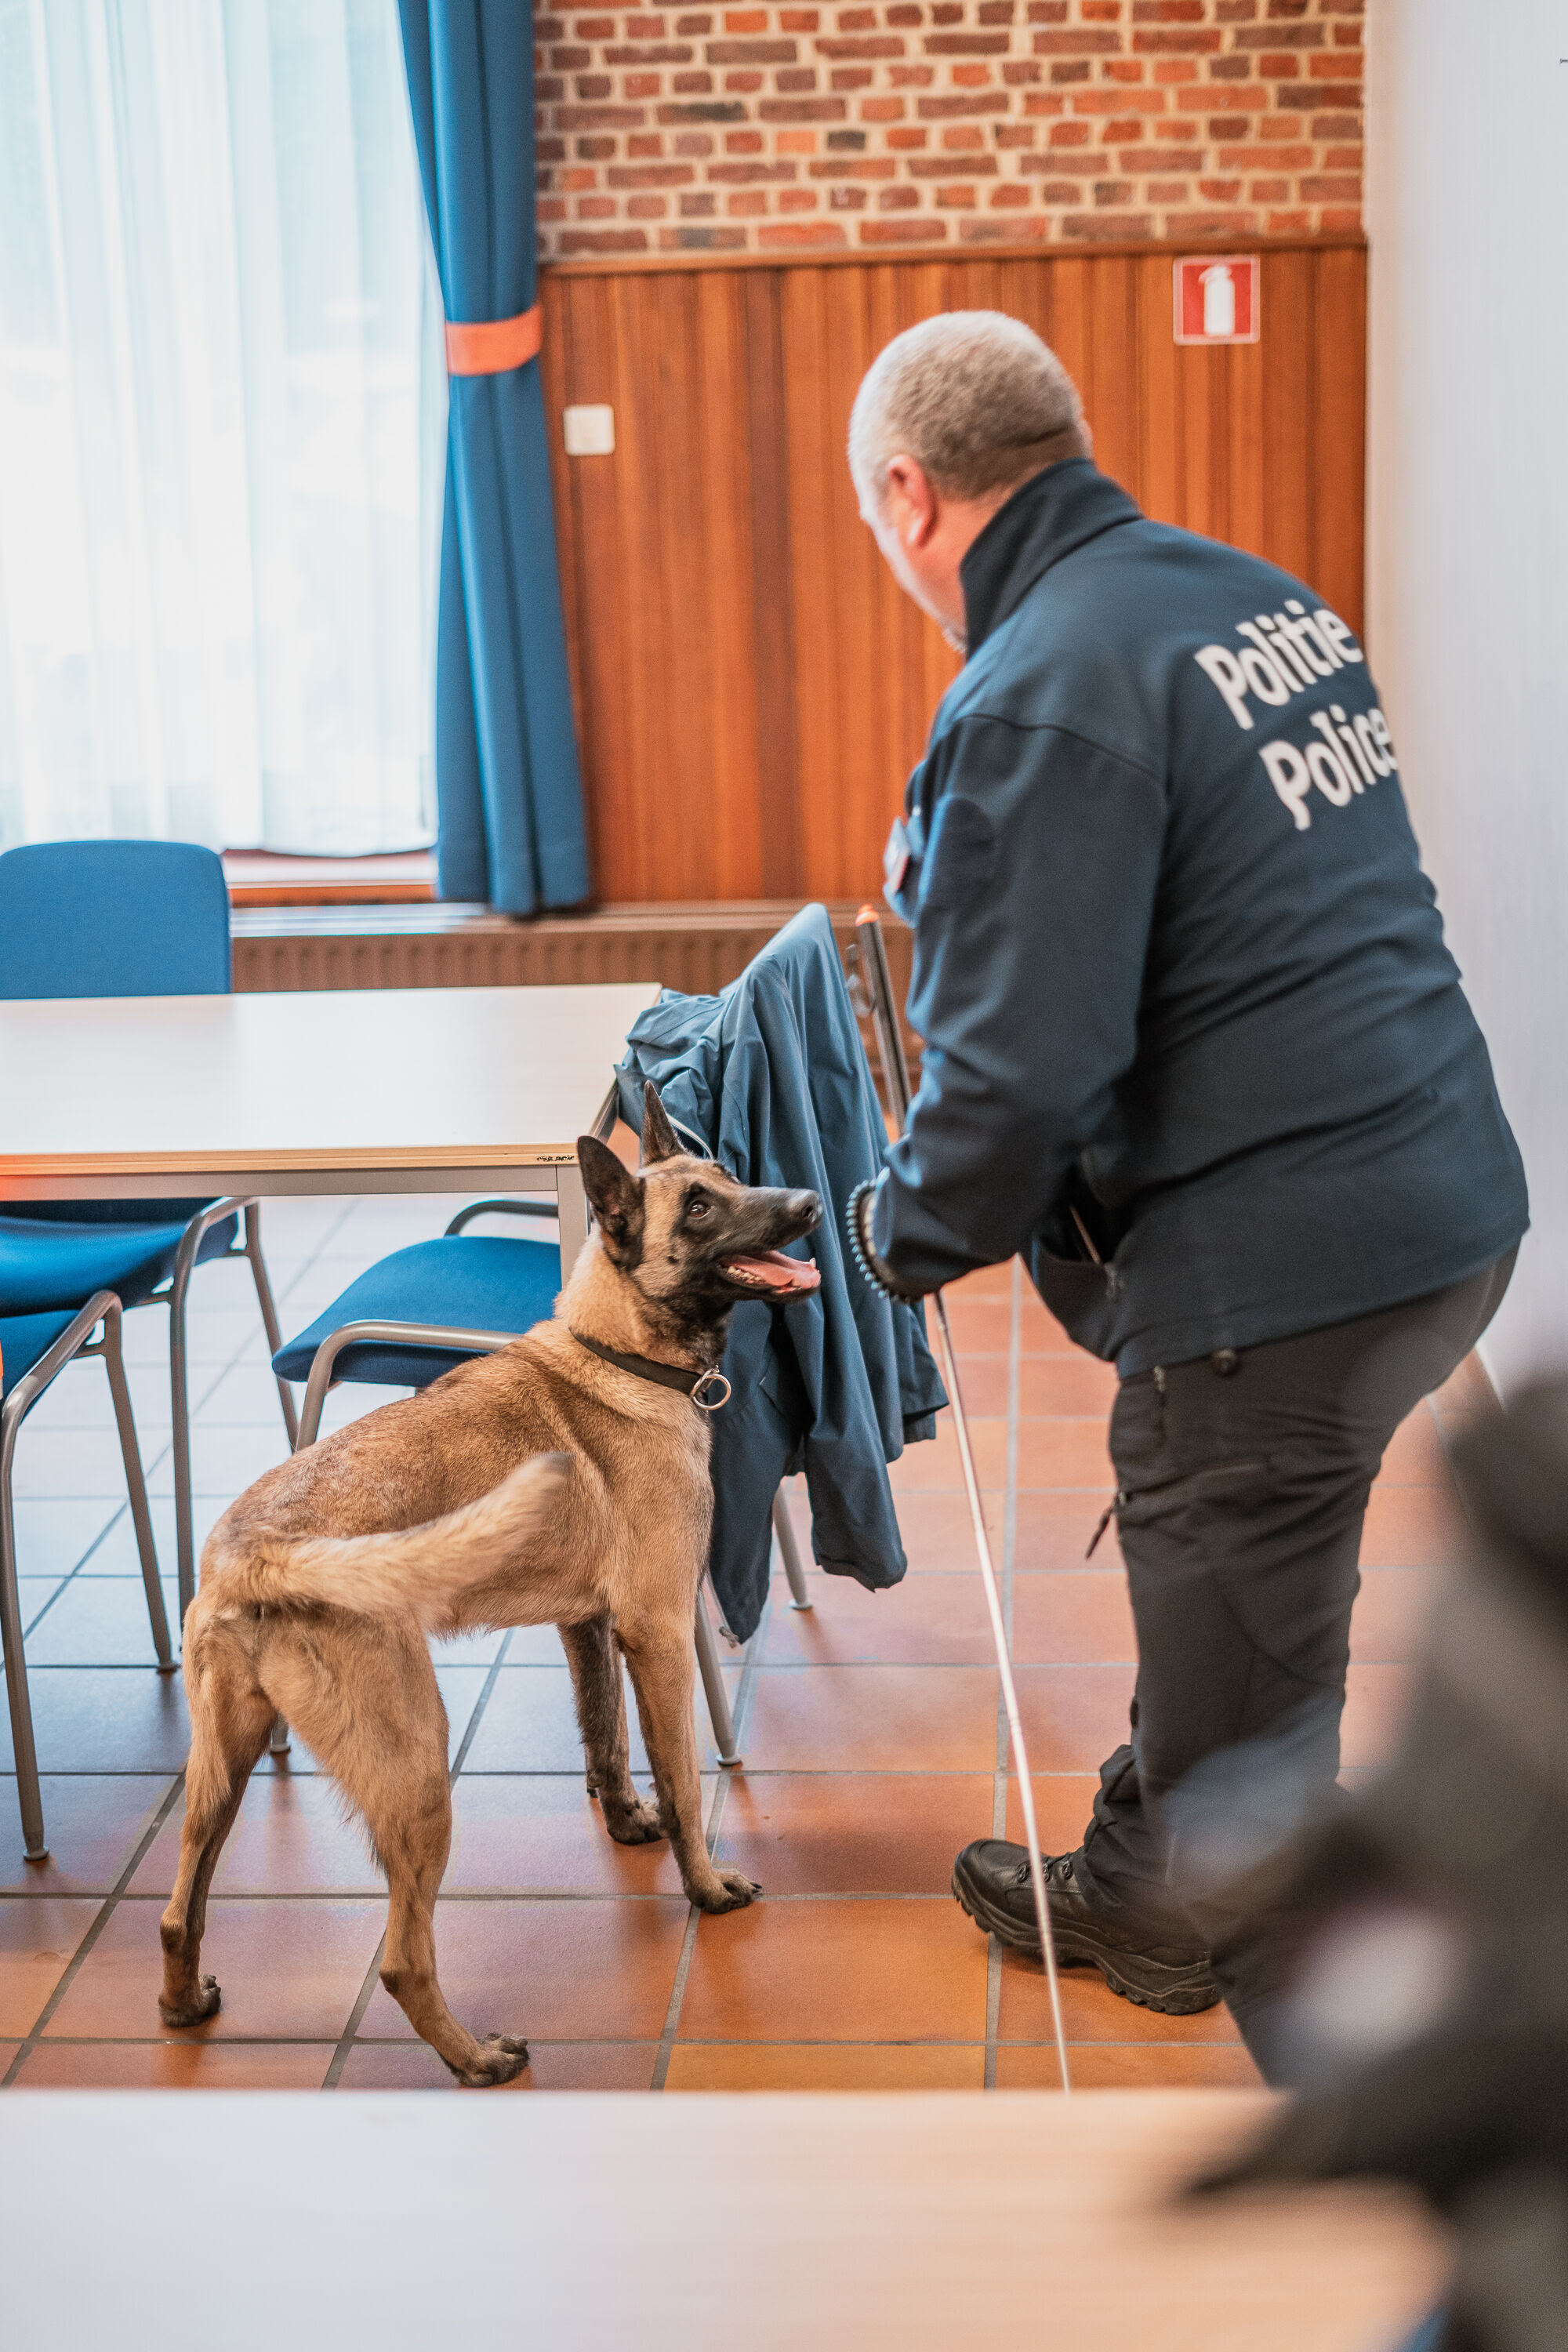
[233,898,913,1011]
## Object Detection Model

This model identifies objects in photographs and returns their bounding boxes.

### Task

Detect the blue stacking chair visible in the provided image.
[0,842,297,1620]
[269,1196,751,1762]
[2,1296,169,1858]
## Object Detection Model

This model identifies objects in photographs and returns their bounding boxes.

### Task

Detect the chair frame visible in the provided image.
[2,1291,169,1860]
[152,1198,297,1621]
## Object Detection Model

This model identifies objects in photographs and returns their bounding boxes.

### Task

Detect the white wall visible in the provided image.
[1367,0,1568,1388]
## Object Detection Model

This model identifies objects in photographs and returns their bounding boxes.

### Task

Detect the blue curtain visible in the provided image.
[397,0,590,914]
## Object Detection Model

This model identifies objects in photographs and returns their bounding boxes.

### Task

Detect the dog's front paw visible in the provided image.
[691,1867,761,1915]
[455,2034,531,2089]
[159,1974,221,2029]
[604,1795,663,1846]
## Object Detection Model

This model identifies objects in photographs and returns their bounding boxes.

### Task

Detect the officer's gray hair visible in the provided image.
[848,310,1087,508]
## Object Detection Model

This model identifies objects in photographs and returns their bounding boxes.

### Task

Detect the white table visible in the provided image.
[0,983,660,1602]
[0,983,661,1268]
[0,2090,1443,2350]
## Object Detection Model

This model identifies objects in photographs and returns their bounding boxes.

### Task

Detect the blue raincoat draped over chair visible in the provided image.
[397,0,591,914]
[616,906,949,1642]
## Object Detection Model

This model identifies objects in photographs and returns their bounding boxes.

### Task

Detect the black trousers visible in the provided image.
[1073,1252,1515,2082]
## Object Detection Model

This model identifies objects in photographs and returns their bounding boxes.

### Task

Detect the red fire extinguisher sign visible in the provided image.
[1173,255,1260,345]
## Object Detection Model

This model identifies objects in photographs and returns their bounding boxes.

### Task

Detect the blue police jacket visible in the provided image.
[617,905,946,1642]
[870,459,1529,1372]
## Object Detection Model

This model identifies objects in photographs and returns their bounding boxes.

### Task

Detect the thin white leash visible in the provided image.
[929,1288,1072,2094]
[850,906,1072,2090]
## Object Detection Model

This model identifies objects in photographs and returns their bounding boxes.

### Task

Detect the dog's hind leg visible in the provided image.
[558,1615,660,1845]
[619,1607,759,1915]
[282,1625,529,2089]
[159,1609,273,2028]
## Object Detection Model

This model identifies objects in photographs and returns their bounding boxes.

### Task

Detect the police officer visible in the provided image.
[845,312,1527,2082]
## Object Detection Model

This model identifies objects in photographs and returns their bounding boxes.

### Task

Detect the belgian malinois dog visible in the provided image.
[159,1086,821,2084]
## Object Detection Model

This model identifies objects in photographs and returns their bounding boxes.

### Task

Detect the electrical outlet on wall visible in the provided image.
[562,405,615,456]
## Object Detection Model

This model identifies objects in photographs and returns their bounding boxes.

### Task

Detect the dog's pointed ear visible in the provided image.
[640,1082,681,1167]
[577,1134,644,1266]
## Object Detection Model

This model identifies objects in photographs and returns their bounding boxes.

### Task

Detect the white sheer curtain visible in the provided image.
[0,0,444,855]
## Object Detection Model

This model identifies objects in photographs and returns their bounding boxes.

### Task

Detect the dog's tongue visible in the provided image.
[721,1250,822,1295]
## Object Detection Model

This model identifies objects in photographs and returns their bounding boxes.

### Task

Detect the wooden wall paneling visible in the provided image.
[1259,248,1318,608]
[1085,256,1141,496]
[692,270,765,901]
[780,266,843,900]
[1313,242,1367,631]
[1224,292,1269,572]
[1136,252,1182,528]
[742,270,804,898]
[540,240,1367,908]
[818,263,882,902]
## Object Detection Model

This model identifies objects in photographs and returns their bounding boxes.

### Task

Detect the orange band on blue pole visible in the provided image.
[444,305,543,376]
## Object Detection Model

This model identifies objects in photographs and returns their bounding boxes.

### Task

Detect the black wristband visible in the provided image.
[845,1178,927,1304]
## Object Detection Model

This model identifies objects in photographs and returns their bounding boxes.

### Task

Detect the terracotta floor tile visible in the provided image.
[763,1573,995,1666]
[440,1775,693,1895]
[1360,1483,1461,1568]
[1019,1295,1074,1352]
[337,2039,658,2091]
[677,1896,988,2042]
[1014,1491,1122,1571]
[943,1265,1015,1301]
[665,2042,985,2090]
[0,1896,101,2035]
[1018,1356,1120,1416]
[9,1425,152,1501]
[713,1772,994,1894]
[1341,1663,1415,1769]
[938,1299,1014,1354]
[129,1777,384,1898]
[1001,1773,1110,1855]
[23,1577,182,1668]
[739,1666,998,1772]
[45,1897,383,2042]
[82,1494,227,1577]
[0,1777,170,1896]
[949,1356,1009,1415]
[887,1491,1003,1570]
[0,1668,189,1774]
[1010,1573,1136,1664]
[10,1497,125,1580]
[887,1420,1007,1493]
[355,1898,690,2042]
[443,1667,647,1777]
[15,2039,334,2089]
[996,1946,1241,2044]
[1014,1666,1135,1772]
[17,1577,67,1633]
[996,2042,1263,2089]
[1377,1406,1452,1486]
[1351,1568,1442,1664]
[1014,1419,1116,1489]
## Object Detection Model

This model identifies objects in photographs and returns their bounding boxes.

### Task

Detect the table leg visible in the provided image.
[556,1163,590,1279]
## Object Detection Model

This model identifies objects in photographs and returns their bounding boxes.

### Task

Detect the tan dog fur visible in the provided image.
[158,1089,820,2085]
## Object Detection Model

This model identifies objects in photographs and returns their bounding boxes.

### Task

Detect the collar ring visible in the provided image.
[691,1369,732,1413]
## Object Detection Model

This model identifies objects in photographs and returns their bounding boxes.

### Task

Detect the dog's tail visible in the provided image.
[201,1451,573,1631]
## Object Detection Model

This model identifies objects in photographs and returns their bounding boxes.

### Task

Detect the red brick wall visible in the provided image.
[535,0,1363,259]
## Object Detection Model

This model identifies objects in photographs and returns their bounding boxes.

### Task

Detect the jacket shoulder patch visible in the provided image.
[920,795,996,913]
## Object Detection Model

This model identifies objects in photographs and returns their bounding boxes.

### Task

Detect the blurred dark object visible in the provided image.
[1187,1377,1568,2352]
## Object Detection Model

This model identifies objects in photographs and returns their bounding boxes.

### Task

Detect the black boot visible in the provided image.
[952,1841,1221,2015]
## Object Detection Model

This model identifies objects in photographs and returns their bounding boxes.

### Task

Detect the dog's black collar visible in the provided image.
[569,1330,731,1413]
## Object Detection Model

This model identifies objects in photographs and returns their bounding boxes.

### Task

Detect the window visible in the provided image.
[0,0,443,856]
